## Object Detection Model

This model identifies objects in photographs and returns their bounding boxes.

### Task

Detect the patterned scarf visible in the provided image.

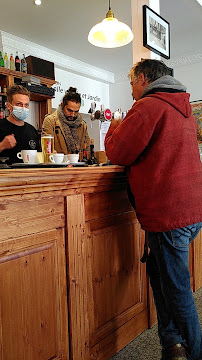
[57,105,81,153]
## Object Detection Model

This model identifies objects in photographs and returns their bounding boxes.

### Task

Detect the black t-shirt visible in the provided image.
[0,118,40,164]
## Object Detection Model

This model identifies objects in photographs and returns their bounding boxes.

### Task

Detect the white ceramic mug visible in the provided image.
[17,150,37,163]
[68,154,79,163]
[49,153,64,164]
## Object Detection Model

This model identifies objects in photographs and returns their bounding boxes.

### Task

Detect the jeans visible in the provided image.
[146,222,202,360]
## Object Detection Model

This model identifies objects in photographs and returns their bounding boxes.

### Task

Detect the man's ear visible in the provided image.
[6,102,12,112]
[139,73,147,86]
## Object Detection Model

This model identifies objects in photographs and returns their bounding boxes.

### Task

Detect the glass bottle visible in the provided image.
[21,54,27,73]
[0,96,4,119]
[81,143,88,163]
[87,139,98,166]
[2,85,7,94]
[0,52,4,67]
[10,54,15,70]
[4,53,9,68]
[15,51,20,71]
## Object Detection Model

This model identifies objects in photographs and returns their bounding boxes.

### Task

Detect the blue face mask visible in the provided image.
[11,106,29,121]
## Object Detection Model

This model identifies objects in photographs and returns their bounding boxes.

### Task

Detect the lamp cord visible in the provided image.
[109,0,111,10]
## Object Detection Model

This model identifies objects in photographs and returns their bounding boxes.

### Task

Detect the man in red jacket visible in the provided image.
[105,59,202,360]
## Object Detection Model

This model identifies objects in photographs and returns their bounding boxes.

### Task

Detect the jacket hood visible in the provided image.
[141,75,192,118]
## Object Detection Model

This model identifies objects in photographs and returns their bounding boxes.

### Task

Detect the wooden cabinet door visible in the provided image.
[0,228,69,360]
[66,190,148,360]
[86,213,147,359]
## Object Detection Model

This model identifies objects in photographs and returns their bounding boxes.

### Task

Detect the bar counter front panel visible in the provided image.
[0,166,200,360]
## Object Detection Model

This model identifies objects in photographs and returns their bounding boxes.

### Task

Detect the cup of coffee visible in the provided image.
[17,150,37,163]
[49,153,64,164]
[68,154,79,163]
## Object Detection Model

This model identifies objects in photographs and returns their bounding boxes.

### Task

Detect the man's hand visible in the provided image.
[111,118,122,125]
[109,118,122,131]
[0,134,17,152]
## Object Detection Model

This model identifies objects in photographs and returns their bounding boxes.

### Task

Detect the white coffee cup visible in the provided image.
[17,150,37,163]
[68,154,79,163]
[49,153,64,164]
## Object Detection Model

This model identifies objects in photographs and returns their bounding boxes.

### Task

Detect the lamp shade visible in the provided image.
[88,11,133,48]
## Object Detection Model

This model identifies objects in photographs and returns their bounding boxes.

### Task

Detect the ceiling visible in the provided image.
[0,0,202,76]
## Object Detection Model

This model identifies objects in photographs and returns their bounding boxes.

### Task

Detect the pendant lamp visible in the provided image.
[88,0,134,48]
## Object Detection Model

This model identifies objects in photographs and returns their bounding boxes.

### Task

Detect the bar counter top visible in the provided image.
[0,165,126,196]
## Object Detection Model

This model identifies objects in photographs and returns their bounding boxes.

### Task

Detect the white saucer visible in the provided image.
[46,161,70,165]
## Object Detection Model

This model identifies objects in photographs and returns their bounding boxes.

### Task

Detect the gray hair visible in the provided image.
[129,59,170,83]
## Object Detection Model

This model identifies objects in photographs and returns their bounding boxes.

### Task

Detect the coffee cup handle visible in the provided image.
[49,155,55,163]
[17,152,22,159]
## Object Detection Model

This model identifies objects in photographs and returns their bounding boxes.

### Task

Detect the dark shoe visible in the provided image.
[162,343,187,360]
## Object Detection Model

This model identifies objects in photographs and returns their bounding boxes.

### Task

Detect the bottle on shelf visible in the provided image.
[2,85,7,94]
[0,96,4,120]
[4,53,9,68]
[10,54,15,70]
[15,51,20,71]
[81,143,88,163]
[21,54,27,73]
[87,139,98,166]
[0,52,4,67]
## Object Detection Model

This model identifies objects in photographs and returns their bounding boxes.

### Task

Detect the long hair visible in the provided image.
[61,87,81,108]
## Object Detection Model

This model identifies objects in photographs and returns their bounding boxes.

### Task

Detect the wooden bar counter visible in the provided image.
[0,166,201,360]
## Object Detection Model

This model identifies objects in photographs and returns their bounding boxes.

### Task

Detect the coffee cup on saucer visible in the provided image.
[49,153,64,164]
[17,150,37,164]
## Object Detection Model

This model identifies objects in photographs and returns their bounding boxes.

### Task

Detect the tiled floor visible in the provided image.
[111,287,202,360]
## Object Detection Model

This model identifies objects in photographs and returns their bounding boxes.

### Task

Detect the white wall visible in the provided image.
[173,62,202,102]
[109,79,134,113]
[53,68,110,114]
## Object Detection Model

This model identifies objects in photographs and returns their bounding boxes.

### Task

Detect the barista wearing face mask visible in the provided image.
[0,85,39,164]
[42,87,90,154]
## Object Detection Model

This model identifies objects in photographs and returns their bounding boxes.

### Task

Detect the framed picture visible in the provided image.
[190,101,202,144]
[143,5,170,59]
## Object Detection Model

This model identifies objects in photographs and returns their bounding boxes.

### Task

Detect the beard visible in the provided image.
[65,115,77,121]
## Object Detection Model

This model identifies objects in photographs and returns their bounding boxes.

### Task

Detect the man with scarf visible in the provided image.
[105,59,202,360]
[43,87,90,154]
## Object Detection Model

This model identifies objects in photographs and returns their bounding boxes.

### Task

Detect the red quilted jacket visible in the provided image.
[105,92,202,232]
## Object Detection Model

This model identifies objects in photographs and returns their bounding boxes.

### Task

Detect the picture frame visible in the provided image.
[190,100,202,144]
[143,5,170,59]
